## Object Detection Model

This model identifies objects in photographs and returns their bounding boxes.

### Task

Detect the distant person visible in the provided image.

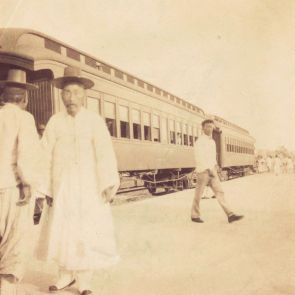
[282,157,288,174]
[287,157,294,173]
[191,119,244,223]
[266,156,272,173]
[0,69,40,295]
[273,155,282,176]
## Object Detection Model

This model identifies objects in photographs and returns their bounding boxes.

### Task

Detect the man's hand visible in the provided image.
[16,185,31,206]
[101,186,115,204]
[46,196,53,207]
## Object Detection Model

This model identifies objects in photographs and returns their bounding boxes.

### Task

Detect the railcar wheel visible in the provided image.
[148,187,156,195]
[183,177,189,189]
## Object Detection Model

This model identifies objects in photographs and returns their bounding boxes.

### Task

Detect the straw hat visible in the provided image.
[53,66,94,89]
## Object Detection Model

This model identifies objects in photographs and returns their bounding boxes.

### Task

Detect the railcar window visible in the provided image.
[152,114,160,142]
[169,120,176,144]
[183,124,188,145]
[44,38,61,54]
[87,97,100,114]
[127,75,135,83]
[115,70,124,79]
[170,95,175,102]
[161,118,168,144]
[188,126,193,146]
[176,122,182,145]
[143,112,151,141]
[104,101,117,137]
[137,80,145,88]
[147,84,153,92]
[66,48,80,61]
[101,64,111,74]
[119,105,130,138]
[155,88,161,95]
[193,127,198,142]
[85,56,97,68]
[132,109,141,140]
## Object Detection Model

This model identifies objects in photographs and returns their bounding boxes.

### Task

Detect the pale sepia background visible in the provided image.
[1,0,295,151]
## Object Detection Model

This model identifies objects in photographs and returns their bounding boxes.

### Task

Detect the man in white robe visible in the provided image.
[37,66,120,295]
[0,69,39,295]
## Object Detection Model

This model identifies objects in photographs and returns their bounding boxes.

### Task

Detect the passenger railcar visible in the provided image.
[0,28,255,193]
[212,115,255,180]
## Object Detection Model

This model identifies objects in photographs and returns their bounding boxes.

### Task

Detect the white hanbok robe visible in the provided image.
[37,108,120,270]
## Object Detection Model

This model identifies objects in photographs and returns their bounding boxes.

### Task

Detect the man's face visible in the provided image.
[61,83,85,116]
[202,122,215,136]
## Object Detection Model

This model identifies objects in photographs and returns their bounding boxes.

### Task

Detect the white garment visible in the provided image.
[0,103,40,189]
[274,157,281,175]
[36,108,120,270]
[287,158,294,172]
[0,103,39,282]
[194,134,217,173]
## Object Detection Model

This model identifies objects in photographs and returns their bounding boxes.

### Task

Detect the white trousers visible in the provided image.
[0,187,33,294]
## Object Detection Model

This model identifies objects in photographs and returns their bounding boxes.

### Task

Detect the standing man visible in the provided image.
[191,119,244,223]
[36,66,120,295]
[0,69,40,294]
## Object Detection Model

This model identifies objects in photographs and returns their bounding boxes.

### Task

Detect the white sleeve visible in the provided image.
[38,117,56,197]
[17,113,41,187]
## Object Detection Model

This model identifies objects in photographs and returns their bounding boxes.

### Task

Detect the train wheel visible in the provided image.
[148,187,156,195]
[183,177,189,189]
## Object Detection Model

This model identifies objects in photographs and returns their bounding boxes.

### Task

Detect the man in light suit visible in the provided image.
[191,119,244,223]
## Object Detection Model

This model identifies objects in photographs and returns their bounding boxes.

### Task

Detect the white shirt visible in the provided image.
[194,134,217,173]
[0,103,40,189]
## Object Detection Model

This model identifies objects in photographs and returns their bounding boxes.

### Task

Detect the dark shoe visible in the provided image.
[228,214,244,223]
[191,217,204,223]
[49,279,76,292]
[211,195,216,199]
[81,291,93,295]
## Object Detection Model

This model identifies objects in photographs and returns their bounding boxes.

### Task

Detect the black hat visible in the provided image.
[0,69,38,90]
[53,66,94,89]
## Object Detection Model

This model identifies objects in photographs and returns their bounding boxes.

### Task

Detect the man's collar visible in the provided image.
[3,102,21,110]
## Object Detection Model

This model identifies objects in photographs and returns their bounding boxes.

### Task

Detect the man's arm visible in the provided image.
[16,113,41,205]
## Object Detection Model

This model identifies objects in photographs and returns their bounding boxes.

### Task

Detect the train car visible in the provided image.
[212,115,255,180]
[0,28,207,193]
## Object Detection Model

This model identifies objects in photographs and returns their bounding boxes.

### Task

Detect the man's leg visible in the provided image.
[0,275,17,295]
[209,176,233,217]
[191,172,209,219]
[49,267,75,290]
[76,270,93,293]
[0,187,31,283]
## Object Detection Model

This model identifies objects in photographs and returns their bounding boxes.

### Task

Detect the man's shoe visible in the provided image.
[49,279,76,292]
[191,217,204,223]
[211,195,216,199]
[228,214,244,223]
[81,290,92,295]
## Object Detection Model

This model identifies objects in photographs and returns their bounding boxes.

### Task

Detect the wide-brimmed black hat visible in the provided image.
[53,66,94,89]
[0,69,38,90]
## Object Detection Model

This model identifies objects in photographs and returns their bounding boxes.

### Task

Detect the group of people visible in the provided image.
[265,155,294,175]
[0,66,244,295]
[0,67,119,295]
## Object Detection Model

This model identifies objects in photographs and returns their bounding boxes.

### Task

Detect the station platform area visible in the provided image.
[19,173,295,295]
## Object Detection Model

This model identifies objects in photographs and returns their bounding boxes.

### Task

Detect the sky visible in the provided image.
[1,0,295,150]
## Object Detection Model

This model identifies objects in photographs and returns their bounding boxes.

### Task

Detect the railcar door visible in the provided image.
[27,69,54,130]
[212,128,222,166]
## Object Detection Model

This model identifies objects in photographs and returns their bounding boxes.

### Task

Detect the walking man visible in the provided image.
[0,69,40,294]
[191,119,244,223]
[36,66,120,295]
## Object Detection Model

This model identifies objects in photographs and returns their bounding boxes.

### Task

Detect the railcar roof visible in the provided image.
[0,27,205,116]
